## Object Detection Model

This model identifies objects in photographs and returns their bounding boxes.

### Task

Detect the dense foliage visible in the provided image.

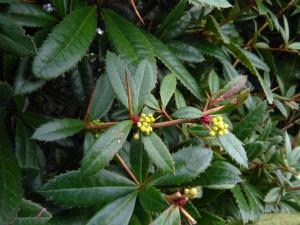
[0,0,300,224]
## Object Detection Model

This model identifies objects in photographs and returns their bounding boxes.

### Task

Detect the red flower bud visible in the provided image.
[131,115,140,124]
[200,115,210,124]
[175,197,187,207]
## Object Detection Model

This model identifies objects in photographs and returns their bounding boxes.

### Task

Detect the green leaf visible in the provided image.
[0,14,36,56]
[160,73,177,108]
[132,59,156,113]
[139,186,168,212]
[208,69,220,93]
[273,99,288,118]
[14,199,52,225]
[14,57,46,95]
[263,187,281,204]
[168,41,205,63]
[156,0,187,37]
[233,102,266,140]
[194,161,242,189]
[81,120,133,176]
[48,209,91,225]
[89,74,115,119]
[33,6,96,79]
[9,3,58,27]
[0,126,22,225]
[102,9,155,65]
[151,206,181,225]
[231,185,250,224]
[16,119,39,170]
[206,15,229,43]
[218,132,248,167]
[39,170,136,207]
[0,81,13,107]
[253,213,300,225]
[32,119,84,141]
[87,191,138,225]
[162,12,191,40]
[52,0,68,17]
[288,42,300,50]
[130,140,150,183]
[145,33,202,101]
[190,0,232,8]
[175,89,187,109]
[151,146,213,186]
[142,132,175,173]
[172,106,202,119]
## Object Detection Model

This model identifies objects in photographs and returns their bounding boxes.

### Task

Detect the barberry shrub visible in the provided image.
[0,0,300,224]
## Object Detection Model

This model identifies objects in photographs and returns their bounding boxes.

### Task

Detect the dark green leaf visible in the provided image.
[208,69,220,93]
[130,140,150,183]
[48,209,91,225]
[142,132,175,173]
[14,199,52,225]
[9,3,58,27]
[39,170,136,207]
[32,119,84,141]
[190,0,232,8]
[87,191,138,225]
[139,186,168,212]
[52,0,68,17]
[0,14,36,56]
[233,102,266,140]
[33,6,96,79]
[197,210,225,225]
[172,106,202,119]
[168,41,205,63]
[218,132,248,168]
[0,126,22,225]
[231,185,250,224]
[151,146,213,186]
[175,89,187,109]
[253,213,300,225]
[194,161,242,189]
[81,120,133,176]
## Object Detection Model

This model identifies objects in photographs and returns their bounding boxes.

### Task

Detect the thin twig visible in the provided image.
[35,208,47,218]
[125,73,134,118]
[115,153,140,187]
[84,86,96,124]
[129,0,145,25]
[288,186,300,191]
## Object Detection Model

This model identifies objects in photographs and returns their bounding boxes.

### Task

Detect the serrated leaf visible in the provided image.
[81,120,133,176]
[288,42,300,50]
[168,41,205,63]
[14,199,52,225]
[197,209,225,225]
[160,73,177,107]
[156,0,187,37]
[0,14,36,56]
[32,119,84,141]
[233,102,266,140]
[218,132,248,167]
[253,213,300,225]
[273,99,288,118]
[145,33,203,101]
[39,170,136,207]
[151,206,181,225]
[208,69,220,93]
[89,74,115,119]
[142,132,175,173]
[194,161,242,189]
[48,209,91,225]
[151,146,213,186]
[0,126,22,225]
[231,185,250,224]
[190,0,232,8]
[264,187,281,203]
[214,75,247,99]
[139,186,168,212]
[52,0,68,17]
[33,6,96,79]
[172,106,202,119]
[87,191,138,225]
[9,2,58,27]
[102,9,155,65]
[130,140,150,183]
[206,15,229,43]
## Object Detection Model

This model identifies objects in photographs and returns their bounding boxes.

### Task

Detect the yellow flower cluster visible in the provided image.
[184,187,199,200]
[90,119,101,126]
[209,116,229,136]
[137,113,155,136]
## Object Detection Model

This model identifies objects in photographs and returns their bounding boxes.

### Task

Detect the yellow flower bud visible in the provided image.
[145,131,150,135]
[141,126,147,132]
[217,116,223,121]
[149,127,153,132]
[212,118,217,123]
[209,131,216,136]
[223,129,228,134]
[133,133,139,140]
[142,122,148,127]
[224,124,229,129]
[184,188,190,195]
[190,188,198,198]
[150,117,155,123]
[141,113,146,118]
[218,131,224,136]
[148,113,153,118]
[145,117,151,123]
[139,118,144,122]
[213,126,218,131]
[137,122,142,128]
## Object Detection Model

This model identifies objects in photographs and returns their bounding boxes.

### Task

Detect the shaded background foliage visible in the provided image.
[0,0,300,225]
